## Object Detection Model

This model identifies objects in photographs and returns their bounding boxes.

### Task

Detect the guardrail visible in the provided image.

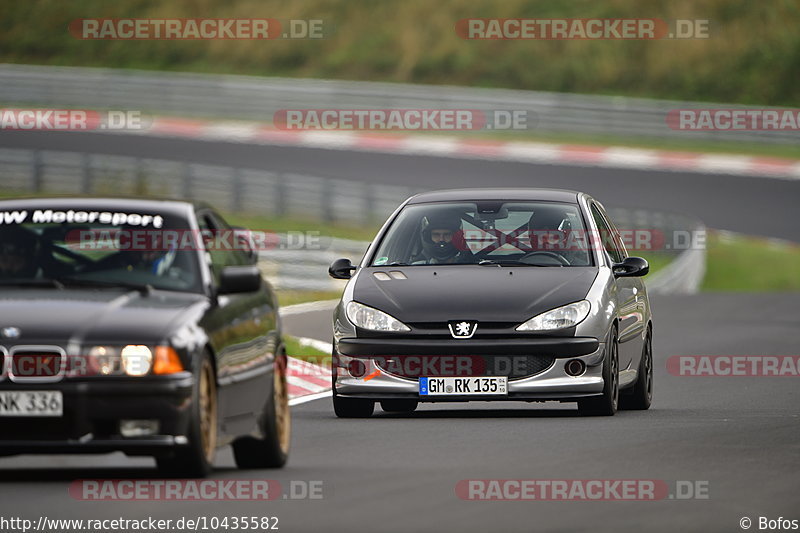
[0,63,794,145]
[0,148,419,224]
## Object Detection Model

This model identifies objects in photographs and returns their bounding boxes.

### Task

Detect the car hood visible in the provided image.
[0,288,207,346]
[352,266,598,323]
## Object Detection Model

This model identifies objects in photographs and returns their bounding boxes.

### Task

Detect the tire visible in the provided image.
[331,339,374,418]
[380,399,418,413]
[578,326,619,417]
[233,348,291,469]
[333,393,374,418]
[620,328,653,411]
[157,353,217,477]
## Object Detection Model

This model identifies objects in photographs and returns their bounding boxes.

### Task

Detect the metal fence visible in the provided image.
[1,63,794,145]
[0,148,419,224]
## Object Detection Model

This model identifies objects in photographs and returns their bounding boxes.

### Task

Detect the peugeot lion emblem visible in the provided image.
[1,327,20,339]
[448,321,477,339]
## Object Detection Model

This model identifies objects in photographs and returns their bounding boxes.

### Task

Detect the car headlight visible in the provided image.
[88,346,119,375]
[87,344,178,376]
[120,345,153,376]
[515,300,591,331]
[345,301,410,332]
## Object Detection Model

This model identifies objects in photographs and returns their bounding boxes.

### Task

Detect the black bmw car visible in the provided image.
[329,188,652,418]
[0,198,289,476]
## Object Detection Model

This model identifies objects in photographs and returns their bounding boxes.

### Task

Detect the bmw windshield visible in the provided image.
[0,206,203,292]
[370,201,594,267]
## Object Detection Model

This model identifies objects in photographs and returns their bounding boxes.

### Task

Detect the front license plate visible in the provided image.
[419,377,507,396]
[0,391,63,417]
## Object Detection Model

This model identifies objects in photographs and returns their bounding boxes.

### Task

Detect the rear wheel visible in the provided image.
[157,353,217,477]
[578,327,619,417]
[620,329,653,410]
[380,399,418,413]
[233,349,291,469]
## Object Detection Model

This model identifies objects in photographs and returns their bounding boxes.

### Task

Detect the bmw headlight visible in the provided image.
[345,301,410,332]
[515,300,591,331]
[120,345,153,376]
[85,344,180,376]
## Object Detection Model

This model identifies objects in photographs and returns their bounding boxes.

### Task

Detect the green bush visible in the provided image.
[1,0,798,105]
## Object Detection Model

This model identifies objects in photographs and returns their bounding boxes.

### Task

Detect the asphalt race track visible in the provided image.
[0,130,798,242]
[0,132,798,533]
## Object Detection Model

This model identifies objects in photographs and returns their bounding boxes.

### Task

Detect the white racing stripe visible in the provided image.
[141,116,800,180]
[289,390,332,406]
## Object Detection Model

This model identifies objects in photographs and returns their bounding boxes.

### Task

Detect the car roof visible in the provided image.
[0,197,197,218]
[406,188,582,204]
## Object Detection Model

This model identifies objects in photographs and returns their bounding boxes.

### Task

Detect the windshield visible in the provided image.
[370,201,594,267]
[0,207,203,293]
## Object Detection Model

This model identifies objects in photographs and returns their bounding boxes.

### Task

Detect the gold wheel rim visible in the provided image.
[199,360,217,462]
[275,357,291,454]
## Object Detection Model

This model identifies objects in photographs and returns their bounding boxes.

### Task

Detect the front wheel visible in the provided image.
[333,393,374,418]
[233,349,291,469]
[380,399,418,413]
[157,353,217,477]
[620,329,653,410]
[578,327,619,417]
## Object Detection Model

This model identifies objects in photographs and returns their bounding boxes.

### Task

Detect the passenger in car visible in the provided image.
[0,227,39,279]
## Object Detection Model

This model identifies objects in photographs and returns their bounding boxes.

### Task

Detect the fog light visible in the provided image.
[120,419,159,437]
[348,359,367,378]
[565,359,586,377]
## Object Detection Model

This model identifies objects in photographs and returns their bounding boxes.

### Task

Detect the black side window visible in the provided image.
[197,211,249,284]
[590,204,624,263]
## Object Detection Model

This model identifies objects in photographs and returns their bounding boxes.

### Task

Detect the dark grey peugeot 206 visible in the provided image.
[329,188,653,418]
[0,198,289,476]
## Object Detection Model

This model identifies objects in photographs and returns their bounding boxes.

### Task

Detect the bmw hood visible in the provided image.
[351,266,598,324]
[0,288,206,345]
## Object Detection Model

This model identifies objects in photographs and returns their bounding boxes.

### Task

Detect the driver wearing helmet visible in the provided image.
[0,226,39,279]
[413,212,473,265]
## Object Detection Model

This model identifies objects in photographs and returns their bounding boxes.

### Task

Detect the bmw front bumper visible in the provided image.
[0,374,194,456]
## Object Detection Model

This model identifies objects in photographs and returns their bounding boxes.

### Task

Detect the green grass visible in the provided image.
[702,231,800,291]
[1,0,798,106]
[277,289,341,307]
[283,335,331,367]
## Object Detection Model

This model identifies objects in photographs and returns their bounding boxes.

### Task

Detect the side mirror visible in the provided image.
[219,265,262,293]
[613,256,649,278]
[329,258,357,279]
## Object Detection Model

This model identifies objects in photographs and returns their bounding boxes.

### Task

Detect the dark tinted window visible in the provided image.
[371,201,593,267]
[590,204,624,263]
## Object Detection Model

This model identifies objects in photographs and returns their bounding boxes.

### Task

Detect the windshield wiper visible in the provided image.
[0,278,65,288]
[478,259,545,267]
[56,277,153,295]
